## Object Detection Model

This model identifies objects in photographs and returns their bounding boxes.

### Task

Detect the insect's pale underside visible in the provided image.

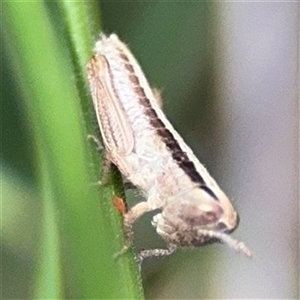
[87,33,252,262]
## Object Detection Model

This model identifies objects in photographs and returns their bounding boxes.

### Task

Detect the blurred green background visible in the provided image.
[2,1,299,299]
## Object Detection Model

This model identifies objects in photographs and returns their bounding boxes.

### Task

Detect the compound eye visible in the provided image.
[216,221,228,232]
[217,213,240,233]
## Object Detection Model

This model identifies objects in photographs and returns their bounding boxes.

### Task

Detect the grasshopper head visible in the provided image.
[153,186,251,257]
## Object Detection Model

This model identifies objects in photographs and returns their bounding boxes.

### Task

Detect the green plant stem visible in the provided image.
[3,1,143,299]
